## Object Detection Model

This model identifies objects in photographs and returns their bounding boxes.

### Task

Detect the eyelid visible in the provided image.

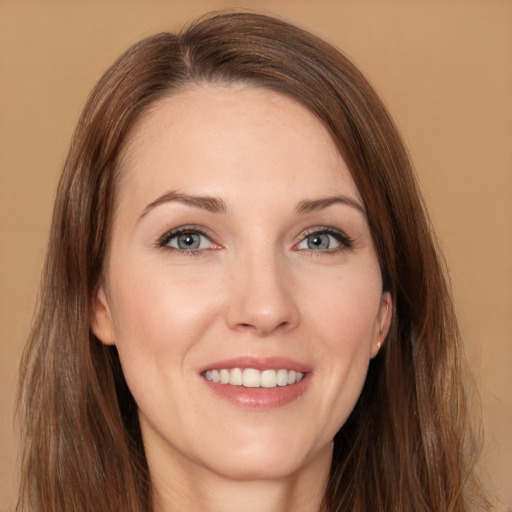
[294,226,354,251]
[156,225,219,250]
[155,224,353,254]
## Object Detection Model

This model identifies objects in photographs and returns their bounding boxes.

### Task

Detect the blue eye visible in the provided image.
[297,229,353,252]
[159,229,214,251]
[305,233,332,250]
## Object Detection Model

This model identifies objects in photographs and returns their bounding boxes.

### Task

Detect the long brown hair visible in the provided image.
[17,11,489,512]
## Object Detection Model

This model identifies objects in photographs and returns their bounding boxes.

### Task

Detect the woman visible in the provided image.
[16,11,489,512]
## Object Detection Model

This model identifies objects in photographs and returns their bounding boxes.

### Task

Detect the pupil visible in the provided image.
[308,233,329,250]
[178,233,200,249]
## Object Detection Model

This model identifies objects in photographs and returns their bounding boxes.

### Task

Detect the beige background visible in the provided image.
[1,0,511,509]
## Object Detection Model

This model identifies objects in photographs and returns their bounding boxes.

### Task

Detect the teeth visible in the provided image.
[243,368,260,387]
[261,370,277,388]
[229,367,243,386]
[276,369,289,386]
[204,368,305,388]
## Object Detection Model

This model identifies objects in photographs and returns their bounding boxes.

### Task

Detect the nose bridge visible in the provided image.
[226,241,299,335]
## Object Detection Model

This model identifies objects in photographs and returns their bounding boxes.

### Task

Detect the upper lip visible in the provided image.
[199,356,313,374]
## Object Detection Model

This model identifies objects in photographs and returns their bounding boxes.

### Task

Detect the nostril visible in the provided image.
[232,319,294,336]
[225,269,300,335]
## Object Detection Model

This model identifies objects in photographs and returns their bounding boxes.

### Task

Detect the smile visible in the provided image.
[204,368,305,388]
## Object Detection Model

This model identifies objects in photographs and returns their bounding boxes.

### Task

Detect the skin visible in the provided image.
[92,84,392,512]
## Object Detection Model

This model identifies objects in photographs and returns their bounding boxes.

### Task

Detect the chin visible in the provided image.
[206,454,305,481]
[198,436,331,482]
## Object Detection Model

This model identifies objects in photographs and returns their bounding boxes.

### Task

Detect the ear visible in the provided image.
[91,284,115,346]
[370,292,392,359]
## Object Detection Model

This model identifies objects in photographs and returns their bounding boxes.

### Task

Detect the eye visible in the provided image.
[296,229,353,252]
[158,228,216,252]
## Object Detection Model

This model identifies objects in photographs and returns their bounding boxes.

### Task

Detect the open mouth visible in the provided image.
[203,368,305,388]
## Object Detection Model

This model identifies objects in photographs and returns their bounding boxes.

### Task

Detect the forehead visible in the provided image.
[117,84,361,208]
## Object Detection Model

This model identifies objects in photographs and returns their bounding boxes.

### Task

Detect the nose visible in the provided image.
[226,249,300,336]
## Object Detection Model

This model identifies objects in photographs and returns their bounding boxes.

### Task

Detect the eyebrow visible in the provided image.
[296,195,366,216]
[140,190,365,219]
[140,190,228,218]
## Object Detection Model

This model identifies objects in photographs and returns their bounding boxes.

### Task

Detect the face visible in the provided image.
[92,84,391,482]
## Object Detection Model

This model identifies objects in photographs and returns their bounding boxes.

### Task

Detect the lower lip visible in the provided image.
[203,375,310,409]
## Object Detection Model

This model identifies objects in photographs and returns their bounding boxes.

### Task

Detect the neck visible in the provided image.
[149,442,332,512]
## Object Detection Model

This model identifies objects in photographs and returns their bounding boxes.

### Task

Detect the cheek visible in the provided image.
[106,262,224,408]
[110,261,219,346]
[303,264,383,348]
[300,267,383,428]
[106,264,223,420]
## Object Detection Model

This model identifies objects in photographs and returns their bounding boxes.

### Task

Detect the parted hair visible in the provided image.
[17,11,489,512]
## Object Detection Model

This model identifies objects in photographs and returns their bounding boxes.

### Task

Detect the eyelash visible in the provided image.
[156,226,215,256]
[156,226,354,255]
[298,227,354,254]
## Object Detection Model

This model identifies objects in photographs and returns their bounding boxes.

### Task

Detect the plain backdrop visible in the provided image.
[1,1,511,509]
